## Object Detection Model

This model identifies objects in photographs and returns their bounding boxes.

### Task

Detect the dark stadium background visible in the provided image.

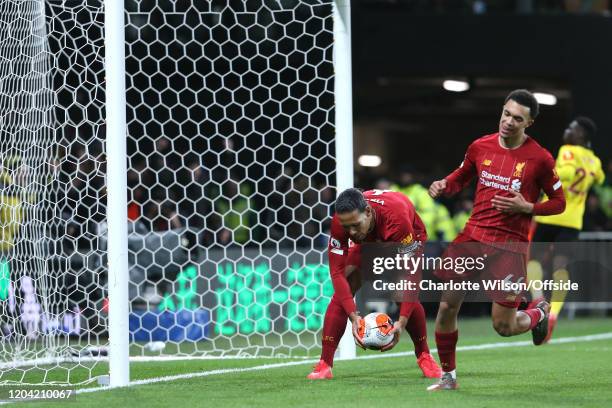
[49,0,612,241]
[352,3,611,186]
[36,1,611,325]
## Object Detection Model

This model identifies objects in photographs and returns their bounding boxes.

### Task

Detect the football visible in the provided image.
[358,312,394,350]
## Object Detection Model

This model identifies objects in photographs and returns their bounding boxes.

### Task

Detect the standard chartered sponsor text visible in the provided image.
[479,170,512,191]
[372,254,486,275]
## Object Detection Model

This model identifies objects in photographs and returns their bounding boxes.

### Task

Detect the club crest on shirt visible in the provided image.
[513,162,526,177]
[562,150,574,161]
[401,234,413,245]
[482,159,492,166]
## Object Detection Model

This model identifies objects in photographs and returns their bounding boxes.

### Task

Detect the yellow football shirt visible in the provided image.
[0,194,22,252]
[535,144,605,230]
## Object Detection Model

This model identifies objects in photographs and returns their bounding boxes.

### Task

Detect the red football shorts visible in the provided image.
[434,232,526,308]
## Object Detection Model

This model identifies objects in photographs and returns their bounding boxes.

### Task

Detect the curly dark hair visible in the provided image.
[335,188,366,214]
[575,116,597,140]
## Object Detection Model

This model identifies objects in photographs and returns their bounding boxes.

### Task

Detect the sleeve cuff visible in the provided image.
[340,298,357,315]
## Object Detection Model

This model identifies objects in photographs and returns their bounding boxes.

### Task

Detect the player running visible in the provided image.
[528,117,605,341]
[307,188,441,380]
[427,89,566,390]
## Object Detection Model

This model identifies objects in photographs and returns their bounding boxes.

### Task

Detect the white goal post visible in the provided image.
[105,0,130,387]
[331,0,356,362]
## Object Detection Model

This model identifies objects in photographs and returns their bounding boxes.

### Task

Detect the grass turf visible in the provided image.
[11,317,612,407]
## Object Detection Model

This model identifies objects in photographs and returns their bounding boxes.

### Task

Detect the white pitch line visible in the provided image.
[74,331,612,396]
[0,354,312,371]
[130,354,314,362]
[10,330,612,371]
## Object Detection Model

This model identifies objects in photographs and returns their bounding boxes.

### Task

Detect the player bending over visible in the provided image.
[528,116,604,341]
[427,89,566,390]
[307,188,441,380]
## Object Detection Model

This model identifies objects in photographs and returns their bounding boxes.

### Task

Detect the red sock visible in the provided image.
[405,302,429,357]
[521,308,543,330]
[320,295,349,367]
[435,330,458,372]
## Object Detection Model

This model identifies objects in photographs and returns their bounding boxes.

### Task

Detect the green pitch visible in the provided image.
[14,317,612,407]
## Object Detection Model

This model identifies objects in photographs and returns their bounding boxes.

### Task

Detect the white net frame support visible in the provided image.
[0,0,355,386]
[105,0,129,388]
[331,0,355,362]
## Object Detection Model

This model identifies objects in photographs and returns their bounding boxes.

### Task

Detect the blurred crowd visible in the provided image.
[1,132,610,313]
[119,142,611,249]
[2,135,610,260]
[125,136,335,249]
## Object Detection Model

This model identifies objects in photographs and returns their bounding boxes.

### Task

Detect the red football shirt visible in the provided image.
[444,133,564,247]
[327,190,426,315]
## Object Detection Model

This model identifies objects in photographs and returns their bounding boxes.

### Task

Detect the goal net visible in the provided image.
[0,0,340,385]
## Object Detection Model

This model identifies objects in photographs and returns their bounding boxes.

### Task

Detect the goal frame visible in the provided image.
[104,0,356,387]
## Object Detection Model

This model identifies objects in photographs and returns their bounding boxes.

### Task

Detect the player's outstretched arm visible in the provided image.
[428,179,447,198]
[379,315,408,352]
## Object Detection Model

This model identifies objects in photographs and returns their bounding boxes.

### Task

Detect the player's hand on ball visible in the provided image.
[380,316,407,352]
[350,313,366,350]
[379,323,401,352]
[428,179,447,198]
[491,190,534,214]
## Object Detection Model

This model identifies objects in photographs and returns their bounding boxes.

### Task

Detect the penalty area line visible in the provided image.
[71,331,612,397]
